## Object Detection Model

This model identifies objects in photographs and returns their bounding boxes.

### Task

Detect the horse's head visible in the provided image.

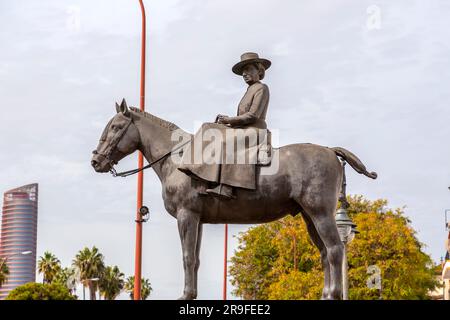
[91,99,141,173]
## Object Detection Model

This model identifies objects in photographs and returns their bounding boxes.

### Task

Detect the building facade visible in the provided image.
[442,232,450,300]
[0,183,38,299]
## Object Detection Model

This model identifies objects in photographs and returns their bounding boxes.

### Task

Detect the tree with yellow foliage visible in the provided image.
[229,195,439,300]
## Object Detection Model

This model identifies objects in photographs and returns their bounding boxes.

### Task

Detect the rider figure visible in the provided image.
[178,52,271,200]
[206,52,271,199]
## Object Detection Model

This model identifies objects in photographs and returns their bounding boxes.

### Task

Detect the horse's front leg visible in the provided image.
[177,209,200,300]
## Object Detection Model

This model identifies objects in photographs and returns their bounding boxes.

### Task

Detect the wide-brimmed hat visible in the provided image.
[232,52,271,75]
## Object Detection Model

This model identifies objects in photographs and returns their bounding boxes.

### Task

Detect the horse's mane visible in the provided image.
[129,107,179,131]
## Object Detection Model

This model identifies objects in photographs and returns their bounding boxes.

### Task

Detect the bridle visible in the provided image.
[92,116,133,175]
[93,116,190,178]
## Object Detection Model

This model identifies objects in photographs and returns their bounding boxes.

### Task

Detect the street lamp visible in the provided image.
[0,251,32,269]
[0,251,32,287]
[82,277,100,300]
[335,161,358,300]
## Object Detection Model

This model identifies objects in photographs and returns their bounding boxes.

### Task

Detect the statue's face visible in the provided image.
[242,64,260,85]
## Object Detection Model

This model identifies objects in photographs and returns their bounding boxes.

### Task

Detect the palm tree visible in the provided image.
[37,251,61,284]
[72,246,105,300]
[54,267,78,295]
[99,265,125,300]
[141,278,152,300]
[0,258,10,288]
[124,276,152,300]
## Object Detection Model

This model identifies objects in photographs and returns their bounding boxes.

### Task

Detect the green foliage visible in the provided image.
[266,270,323,300]
[34,247,156,300]
[347,199,438,300]
[229,195,439,300]
[34,247,154,300]
[229,222,280,299]
[72,246,105,300]
[5,282,75,300]
[37,251,61,284]
[0,258,10,287]
[53,267,78,294]
[99,266,125,300]
[124,276,152,300]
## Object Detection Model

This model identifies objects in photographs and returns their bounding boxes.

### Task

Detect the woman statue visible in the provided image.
[179,52,271,200]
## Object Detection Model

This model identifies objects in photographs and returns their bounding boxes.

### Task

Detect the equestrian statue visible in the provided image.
[91,52,377,300]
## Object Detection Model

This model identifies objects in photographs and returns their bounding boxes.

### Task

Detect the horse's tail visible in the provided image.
[331,147,378,179]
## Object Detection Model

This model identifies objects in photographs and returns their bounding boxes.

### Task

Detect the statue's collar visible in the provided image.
[247,81,261,89]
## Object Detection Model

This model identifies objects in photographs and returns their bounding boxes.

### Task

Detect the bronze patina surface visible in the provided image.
[91,54,377,300]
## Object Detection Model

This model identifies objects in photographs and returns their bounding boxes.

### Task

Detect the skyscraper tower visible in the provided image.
[0,183,38,299]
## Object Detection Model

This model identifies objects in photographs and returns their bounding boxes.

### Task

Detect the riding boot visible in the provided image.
[206,184,235,200]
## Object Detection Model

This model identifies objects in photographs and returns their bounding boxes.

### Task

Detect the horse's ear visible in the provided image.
[115,102,120,113]
[119,98,130,116]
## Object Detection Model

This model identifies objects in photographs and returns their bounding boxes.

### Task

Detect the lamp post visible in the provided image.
[82,277,100,300]
[223,224,228,300]
[0,251,32,288]
[335,161,357,300]
[134,0,147,301]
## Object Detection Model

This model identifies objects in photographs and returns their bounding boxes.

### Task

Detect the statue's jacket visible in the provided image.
[178,82,270,190]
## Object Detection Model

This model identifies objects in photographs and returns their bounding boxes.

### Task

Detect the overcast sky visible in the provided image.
[1,0,449,300]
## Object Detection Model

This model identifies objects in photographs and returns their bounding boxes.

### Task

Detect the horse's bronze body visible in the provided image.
[91,100,377,300]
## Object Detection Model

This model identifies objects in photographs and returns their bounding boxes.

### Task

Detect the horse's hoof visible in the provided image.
[320,292,331,300]
[177,293,196,300]
[324,292,342,300]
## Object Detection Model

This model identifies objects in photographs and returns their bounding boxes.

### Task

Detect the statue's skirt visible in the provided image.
[178,123,268,190]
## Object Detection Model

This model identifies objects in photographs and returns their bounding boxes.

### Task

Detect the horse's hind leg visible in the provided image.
[177,209,200,300]
[300,201,344,300]
[192,223,203,299]
[300,211,331,299]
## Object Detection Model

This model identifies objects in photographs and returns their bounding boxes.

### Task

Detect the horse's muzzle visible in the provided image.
[91,153,110,173]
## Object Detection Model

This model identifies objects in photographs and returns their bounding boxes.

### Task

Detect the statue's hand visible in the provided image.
[216,115,230,124]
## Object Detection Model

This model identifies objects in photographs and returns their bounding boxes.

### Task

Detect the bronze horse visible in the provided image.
[91,99,377,300]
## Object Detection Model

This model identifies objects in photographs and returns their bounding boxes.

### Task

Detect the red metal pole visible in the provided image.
[134,0,146,301]
[223,224,228,300]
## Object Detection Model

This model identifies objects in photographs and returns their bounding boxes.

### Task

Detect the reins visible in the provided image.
[109,114,220,178]
[110,140,190,178]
